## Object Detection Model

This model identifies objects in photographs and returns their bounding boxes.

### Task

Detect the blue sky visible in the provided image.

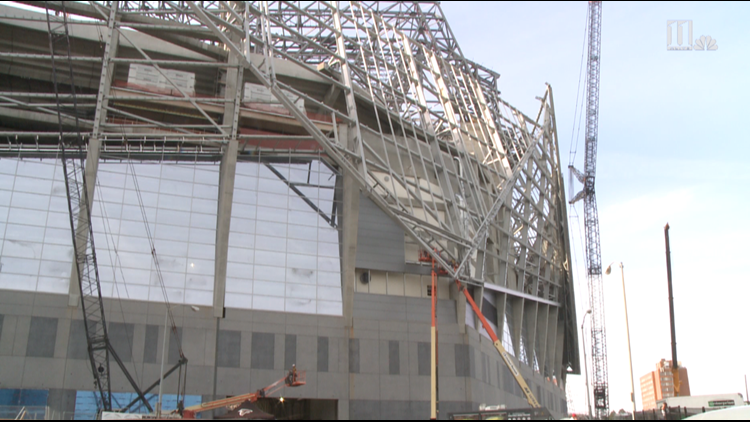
[441,0,750,414]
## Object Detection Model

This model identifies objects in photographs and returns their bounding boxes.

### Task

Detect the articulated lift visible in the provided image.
[418,250,542,416]
[100,368,306,420]
[181,369,306,419]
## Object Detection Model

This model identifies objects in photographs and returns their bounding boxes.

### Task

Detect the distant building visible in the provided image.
[640,360,691,410]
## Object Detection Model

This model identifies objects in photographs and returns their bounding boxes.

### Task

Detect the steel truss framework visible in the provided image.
[0,0,579,389]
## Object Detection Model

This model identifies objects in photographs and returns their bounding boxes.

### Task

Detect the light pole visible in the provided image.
[581,309,593,418]
[606,262,636,421]
[157,304,199,417]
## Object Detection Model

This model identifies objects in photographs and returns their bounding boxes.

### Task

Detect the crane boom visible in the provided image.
[45,2,150,412]
[570,1,609,419]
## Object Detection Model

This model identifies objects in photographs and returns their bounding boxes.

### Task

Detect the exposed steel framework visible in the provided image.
[1,1,581,416]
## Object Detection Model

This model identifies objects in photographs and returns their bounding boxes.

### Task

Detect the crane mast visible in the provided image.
[45,2,151,412]
[570,1,608,419]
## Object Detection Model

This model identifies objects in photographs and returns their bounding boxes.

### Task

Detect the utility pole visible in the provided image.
[664,224,681,396]
[581,310,593,418]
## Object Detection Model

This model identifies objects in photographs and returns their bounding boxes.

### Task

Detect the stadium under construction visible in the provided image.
[0,1,579,419]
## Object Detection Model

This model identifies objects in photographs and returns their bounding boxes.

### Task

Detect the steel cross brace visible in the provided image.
[451,132,543,282]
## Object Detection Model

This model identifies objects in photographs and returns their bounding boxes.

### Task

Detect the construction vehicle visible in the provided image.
[419,250,542,410]
[99,368,306,420]
[180,368,306,419]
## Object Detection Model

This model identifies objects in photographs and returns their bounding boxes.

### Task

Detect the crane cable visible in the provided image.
[125,155,185,360]
[94,175,143,391]
[569,5,591,168]
[567,3,596,411]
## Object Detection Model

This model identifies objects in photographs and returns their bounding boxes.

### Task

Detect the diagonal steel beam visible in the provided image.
[452,131,543,282]
[264,163,335,228]
[185,0,460,275]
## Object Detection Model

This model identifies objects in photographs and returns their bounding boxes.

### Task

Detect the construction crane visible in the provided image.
[569,1,608,419]
[45,2,152,412]
[180,368,306,419]
[419,251,541,410]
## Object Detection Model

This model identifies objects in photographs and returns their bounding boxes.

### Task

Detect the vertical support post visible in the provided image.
[449,278,467,334]
[211,317,221,419]
[581,311,592,417]
[523,300,539,368]
[340,164,359,327]
[332,3,363,328]
[664,224,680,396]
[214,27,244,318]
[496,293,507,343]
[620,264,636,420]
[554,318,565,391]
[157,308,168,417]
[472,286,484,334]
[430,261,438,420]
[214,140,237,318]
[537,304,550,378]
[510,297,525,358]
[67,1,120,306]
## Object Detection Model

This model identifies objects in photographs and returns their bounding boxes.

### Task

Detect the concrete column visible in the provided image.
[523,300,539,368]
[536,304,550,376]
[338,399,350,420]
[214,141,237,318]
[67,138,104,307]
[496,292,507,339]
[554,319,565,385]
[340,162,359,328]
[67,5,120,307]
[472,286,484,332]
[510,296,525,358]
[213,35,243,319]
[449,281,467,334]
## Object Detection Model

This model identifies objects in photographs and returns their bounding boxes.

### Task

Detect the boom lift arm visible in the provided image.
[419,251,541,409]
[44,1,152,412]
[456,280,541,408]
[182,369,306,418]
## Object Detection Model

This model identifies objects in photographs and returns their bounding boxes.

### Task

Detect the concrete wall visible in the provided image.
[0,290,567,419]
[355,195,405,273]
